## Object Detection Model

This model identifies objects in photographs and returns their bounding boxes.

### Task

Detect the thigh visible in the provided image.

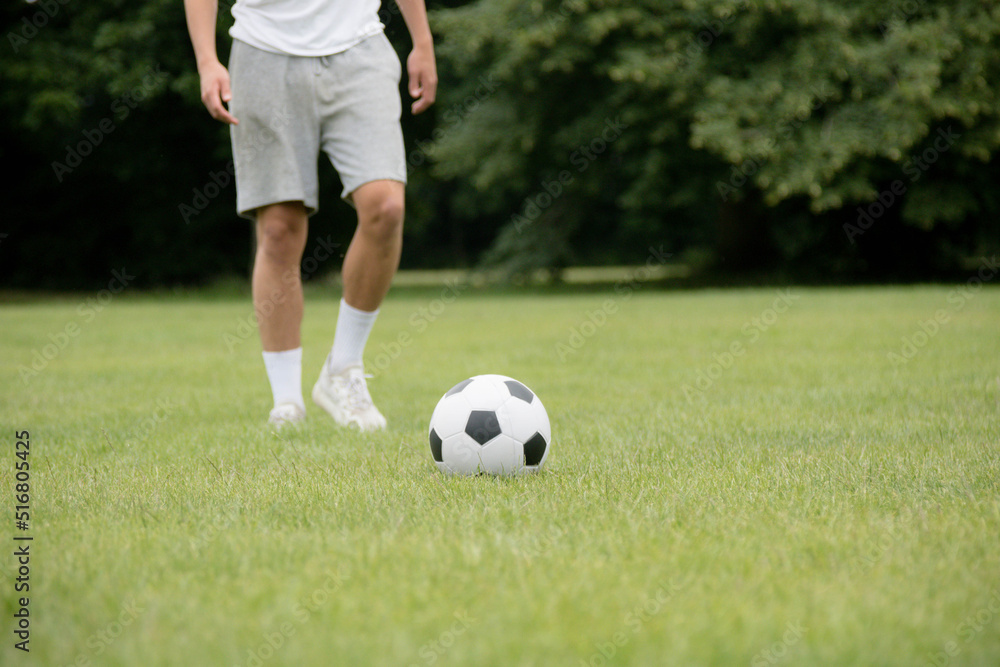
[229,40,322,218]
[316,33,407,202]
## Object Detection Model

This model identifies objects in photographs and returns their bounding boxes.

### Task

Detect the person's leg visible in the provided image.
[341,179,405,312]
[254,201,309,422]
[325,179,405,374]
[254,201,309,350]
[312,34,408,431]
[312,180,404,432]
[228,39,322,426]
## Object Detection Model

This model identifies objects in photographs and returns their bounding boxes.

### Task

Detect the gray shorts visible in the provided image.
[228,33,406,219]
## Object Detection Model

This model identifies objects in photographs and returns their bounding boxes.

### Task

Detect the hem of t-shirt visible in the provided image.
[228,23,384,57]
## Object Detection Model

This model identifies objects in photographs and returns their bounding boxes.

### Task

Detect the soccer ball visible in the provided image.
[428,374,551,476]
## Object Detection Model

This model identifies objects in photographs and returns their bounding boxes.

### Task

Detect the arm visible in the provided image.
[394,0,438,115]
[183,0,239,125]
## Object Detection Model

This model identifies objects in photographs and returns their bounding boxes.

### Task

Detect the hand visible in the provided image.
[406,43,437,115]
[198,60,239,125]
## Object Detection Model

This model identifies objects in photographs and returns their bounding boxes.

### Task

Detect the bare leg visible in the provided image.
[252,201,308,351]
[341,179,405,311]
[311,182,403,430]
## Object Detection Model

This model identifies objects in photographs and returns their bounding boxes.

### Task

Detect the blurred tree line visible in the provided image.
[1,0,997,289]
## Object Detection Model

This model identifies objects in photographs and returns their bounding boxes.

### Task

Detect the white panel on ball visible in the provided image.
[428,374,551,477]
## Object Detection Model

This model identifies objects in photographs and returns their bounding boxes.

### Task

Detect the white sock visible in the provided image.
[328,299,379,374]
[262,347,305,410]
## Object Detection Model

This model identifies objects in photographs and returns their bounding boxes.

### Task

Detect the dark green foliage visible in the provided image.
[428,0,1000,280]
[1,0,997,289]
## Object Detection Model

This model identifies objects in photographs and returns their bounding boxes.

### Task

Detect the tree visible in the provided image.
[427,0,1000,279]
[3,0,998,288]
[1,0,251,288]
[0,0,466,289]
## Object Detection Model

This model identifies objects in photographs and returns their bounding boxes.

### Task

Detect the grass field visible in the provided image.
[2,278,999,666]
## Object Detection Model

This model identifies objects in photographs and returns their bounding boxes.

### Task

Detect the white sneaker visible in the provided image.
[268,403,305,429]
[312,363,387,431]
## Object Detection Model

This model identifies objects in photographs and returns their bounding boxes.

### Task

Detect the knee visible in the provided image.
[360,193,404,245]
[256,204,307,265]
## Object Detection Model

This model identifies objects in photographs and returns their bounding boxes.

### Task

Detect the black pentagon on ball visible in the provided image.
[523,432,547,466]
[504,380,534,403]
[465,410,502,446]
[429,428,443,462]
[445,378,473,397]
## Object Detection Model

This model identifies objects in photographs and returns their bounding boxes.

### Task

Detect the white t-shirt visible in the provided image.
[230,0,384,56]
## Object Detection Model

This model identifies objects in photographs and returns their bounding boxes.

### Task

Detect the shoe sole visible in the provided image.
[268,419,304,431]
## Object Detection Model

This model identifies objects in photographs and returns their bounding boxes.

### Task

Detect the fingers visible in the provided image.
[407,48,437,115]
[200,66,239,125]
[411,98,432,115]
[216,80,239,125]
[206,87,238,125]
[409,69,437,115]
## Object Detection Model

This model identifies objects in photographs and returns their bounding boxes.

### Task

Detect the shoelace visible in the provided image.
[345,374,374,411]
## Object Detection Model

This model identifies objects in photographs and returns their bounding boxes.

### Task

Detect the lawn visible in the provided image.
[1,279,998,666]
